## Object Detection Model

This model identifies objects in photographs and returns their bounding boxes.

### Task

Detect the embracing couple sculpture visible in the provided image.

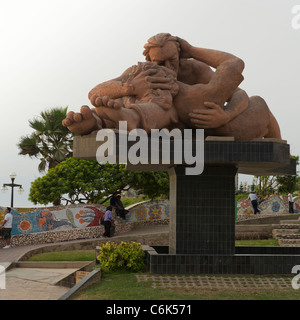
[62,33,281,141]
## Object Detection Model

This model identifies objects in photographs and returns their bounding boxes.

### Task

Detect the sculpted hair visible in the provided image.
[143,33,180,61]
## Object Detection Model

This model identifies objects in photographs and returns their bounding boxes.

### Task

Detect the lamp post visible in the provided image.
[0,172,24,207]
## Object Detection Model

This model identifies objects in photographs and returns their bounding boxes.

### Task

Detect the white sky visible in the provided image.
[0,0,299,207]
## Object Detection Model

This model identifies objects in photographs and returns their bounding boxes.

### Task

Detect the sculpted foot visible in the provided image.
[62,105,102,135]
[95,106,140,131]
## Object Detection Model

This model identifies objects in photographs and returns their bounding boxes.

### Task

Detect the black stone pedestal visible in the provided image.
[141,140,300,274]
[169,165,236,255]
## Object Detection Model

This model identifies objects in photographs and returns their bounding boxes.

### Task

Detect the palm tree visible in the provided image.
[18,107,73,172]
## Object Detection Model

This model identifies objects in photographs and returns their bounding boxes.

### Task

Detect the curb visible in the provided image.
[58,268,101,300]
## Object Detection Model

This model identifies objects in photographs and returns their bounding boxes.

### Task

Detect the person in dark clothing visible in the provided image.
[248,192,260,214]
[288,192,294,213]
[110,193,118,218]
[103,206,113,237]
[116,195,126,219]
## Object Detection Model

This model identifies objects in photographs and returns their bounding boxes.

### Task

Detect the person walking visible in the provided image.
[0,207,13,249]
[288,192,294,213]
[102,206,114,238]
[248,192,260,215]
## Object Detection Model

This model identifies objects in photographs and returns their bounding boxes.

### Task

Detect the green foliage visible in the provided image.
[29,157,169,205]
[97,241,145,272]
[18,107,73,172]
[127,171,169,200]
[235,193,248,201]
[29,158,130,205]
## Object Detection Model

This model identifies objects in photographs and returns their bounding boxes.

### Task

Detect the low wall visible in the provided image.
[237,195,300,216]
[0,200,170,248]
[0,204,107,236]
[1,195,297,247]
[125,199,170,222]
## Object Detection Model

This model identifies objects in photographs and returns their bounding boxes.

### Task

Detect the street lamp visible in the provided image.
[0,172,24,207]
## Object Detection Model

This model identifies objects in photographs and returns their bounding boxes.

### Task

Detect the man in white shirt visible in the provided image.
[288,192,294,213]
[248,192,260,215]
[0,207,13,249]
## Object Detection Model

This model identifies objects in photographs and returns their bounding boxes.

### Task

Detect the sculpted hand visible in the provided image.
[189,102,230,129]
[130,68,174,97]
[176,37,193,59]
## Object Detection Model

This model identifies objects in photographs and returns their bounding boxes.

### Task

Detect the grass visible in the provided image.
[27,239,279,262]
[27,250,96,262]
[27,238,300,300]
[73,270,300,300]
[235,238,279,246]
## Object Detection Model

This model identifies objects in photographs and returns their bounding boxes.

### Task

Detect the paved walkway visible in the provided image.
[0,224,169,300]
[0,243,83,300]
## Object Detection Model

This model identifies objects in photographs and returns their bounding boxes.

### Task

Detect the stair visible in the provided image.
[273,217,300,247]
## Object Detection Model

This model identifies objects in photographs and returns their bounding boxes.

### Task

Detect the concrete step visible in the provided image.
[280,220,300,225]
[272,229,298,237]
[276,224,299,229]
[278,239,300,247]
[235,231,270,240]
[275,234,300,239]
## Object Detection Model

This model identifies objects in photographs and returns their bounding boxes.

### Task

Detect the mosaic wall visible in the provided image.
[125,200,170,222]
[237,195,300,215]
[0,195,298,238]
[0,205,106,236]
[0,200,170,237]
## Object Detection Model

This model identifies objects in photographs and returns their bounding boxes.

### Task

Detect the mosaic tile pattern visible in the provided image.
[126,200,169,222]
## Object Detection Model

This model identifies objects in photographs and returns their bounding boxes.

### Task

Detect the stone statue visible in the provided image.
[62,33,281,141]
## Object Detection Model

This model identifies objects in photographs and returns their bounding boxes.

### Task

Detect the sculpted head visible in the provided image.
[143,33,180,74]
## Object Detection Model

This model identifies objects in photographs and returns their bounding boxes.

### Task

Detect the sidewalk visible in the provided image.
[0,242,84,300]
[0,224,169,300]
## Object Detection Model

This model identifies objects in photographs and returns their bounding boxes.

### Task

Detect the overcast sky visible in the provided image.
[0,0,299,207]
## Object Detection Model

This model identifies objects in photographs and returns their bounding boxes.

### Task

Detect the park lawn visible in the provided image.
[72,270,299,300]
[27,239,279,262]
[27,250,96,262]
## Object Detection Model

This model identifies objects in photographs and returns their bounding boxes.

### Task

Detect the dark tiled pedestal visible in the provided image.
[169,165,236,255]
[142,140,300,274]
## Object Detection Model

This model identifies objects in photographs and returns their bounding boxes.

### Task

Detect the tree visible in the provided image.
[254,176,277,197]
[128,171,169,199]
[29,158,169,205]
[18,107,73,172]
[276,155,299,194]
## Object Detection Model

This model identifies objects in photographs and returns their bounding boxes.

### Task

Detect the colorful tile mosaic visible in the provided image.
[126,200,170,222]
[236,195,292,215]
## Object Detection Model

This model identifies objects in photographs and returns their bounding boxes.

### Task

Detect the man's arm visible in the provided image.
[178,37,245,73]
[0,219,7,229]
[189,88,249,129]
[177,37,248,129]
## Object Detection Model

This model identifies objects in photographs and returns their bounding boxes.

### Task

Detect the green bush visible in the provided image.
[97,241,145,272]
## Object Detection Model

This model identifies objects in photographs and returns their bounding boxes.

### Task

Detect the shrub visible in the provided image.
[97,241,145,272]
